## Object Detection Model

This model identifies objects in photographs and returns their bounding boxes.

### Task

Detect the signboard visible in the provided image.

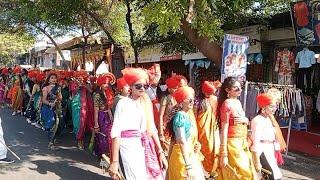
[227,25,261,54]
[291,0,320,45]
[221,34,249,83]
[124,46,181,64]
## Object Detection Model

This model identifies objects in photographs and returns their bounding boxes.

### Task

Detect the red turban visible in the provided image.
[2,68,9,75]
[122,68,149,86]
[96,73,116,87]
[202,80,221,95]
[36,73,45,82]
[172,75,188,87]
[257,93,275,108]
[117,77,128,90]
[13,66,21,74]
[28,70,38,79]
[173,86,195,104]
[148,64,161,84]
[166,77,179,89]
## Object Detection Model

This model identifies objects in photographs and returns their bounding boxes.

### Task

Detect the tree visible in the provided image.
[0,0,83,63]
[0,32,35,65]
[141,0,289,65]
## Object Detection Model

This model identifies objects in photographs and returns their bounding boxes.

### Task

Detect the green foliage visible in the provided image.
[142,0,289,42]
[0,32,35,65]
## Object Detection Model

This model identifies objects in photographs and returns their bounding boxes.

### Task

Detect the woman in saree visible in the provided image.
[31,72,45,128]
[158,76,179,156]
[11,74,23,116]
[26,71,41,123]
[108,68,167,180]
[70,70,89,149]
[0,77,5,108]
[41,73,62,150]
[218,77,257,180]
[93,73,115,157]
[196,81,221,177]
[250,94,283,180]
[168,86,205,180]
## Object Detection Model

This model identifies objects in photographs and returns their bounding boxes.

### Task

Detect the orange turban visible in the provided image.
[257,93,276,108]
[117,77,128,90]
[173,86,195,104]
[148,64,161,84]
[121,67,149,86]
[202,80,221,95]
[166,77,179,89]
[96,73,116,87]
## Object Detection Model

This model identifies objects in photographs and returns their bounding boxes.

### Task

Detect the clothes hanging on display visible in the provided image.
[317,90,320,113]
[294,1,310,27]
[295,48,316,94]
[242,83,305,122]
[275,49,295,85]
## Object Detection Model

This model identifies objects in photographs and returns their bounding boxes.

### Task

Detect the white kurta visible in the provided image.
[0,117,8,159]
[111,97,150,180]
[251,115,282,179]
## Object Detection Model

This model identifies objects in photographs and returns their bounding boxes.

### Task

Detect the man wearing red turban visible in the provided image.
[250,93,284,180]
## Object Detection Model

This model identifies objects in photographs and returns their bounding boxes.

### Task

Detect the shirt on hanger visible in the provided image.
[295,49,316,68]
[275,50,295,75]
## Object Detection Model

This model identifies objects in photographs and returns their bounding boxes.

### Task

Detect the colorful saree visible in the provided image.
[196,96,220,174]
[168,111,205,180]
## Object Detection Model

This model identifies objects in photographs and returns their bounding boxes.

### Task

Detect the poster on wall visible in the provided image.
[221,34,249,83]
[291,0,320,45]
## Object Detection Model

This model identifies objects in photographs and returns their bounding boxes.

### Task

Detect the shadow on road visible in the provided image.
[0,107,111,179]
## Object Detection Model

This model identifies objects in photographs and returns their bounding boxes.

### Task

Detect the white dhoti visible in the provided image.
[0,118,8,159]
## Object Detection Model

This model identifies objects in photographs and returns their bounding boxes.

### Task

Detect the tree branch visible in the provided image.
[84,8,116,43]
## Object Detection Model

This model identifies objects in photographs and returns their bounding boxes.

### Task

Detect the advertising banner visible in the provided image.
[221,34,249,83]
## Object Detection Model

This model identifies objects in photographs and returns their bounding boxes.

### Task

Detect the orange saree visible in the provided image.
[196,95,220,174]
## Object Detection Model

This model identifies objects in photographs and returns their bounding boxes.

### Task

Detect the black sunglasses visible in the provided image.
[133,83,149,90]
[187,98,194,104]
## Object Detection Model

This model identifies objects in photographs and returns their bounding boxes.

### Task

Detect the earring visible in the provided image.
[227,93,230,98]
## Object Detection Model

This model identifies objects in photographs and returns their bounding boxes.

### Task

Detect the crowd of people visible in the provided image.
[0,64,287,180]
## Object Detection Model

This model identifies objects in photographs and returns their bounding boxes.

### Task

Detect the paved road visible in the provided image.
[0,107,319,180]
[0,107,110,180]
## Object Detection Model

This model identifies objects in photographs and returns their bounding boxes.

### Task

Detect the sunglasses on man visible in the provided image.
[133,83,149,90]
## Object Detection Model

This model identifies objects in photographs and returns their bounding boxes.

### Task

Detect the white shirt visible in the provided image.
[250,115,276,154]
[111,97,157,138]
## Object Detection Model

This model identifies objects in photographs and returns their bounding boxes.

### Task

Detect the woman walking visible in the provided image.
[93,73,115,157]
[196,81,221,177]
[41,73,62,150]
[218,77,257,180]
[158,76,179,156]
[168,86,205,180]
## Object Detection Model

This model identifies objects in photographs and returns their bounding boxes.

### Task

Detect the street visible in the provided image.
[0,107,110,180]
[0,107,319,180]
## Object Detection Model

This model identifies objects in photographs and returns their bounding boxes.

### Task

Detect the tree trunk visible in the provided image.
[81,26,87,70]
[33,25,67,66]
[124,0,139,65]
[180,19,222,66]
